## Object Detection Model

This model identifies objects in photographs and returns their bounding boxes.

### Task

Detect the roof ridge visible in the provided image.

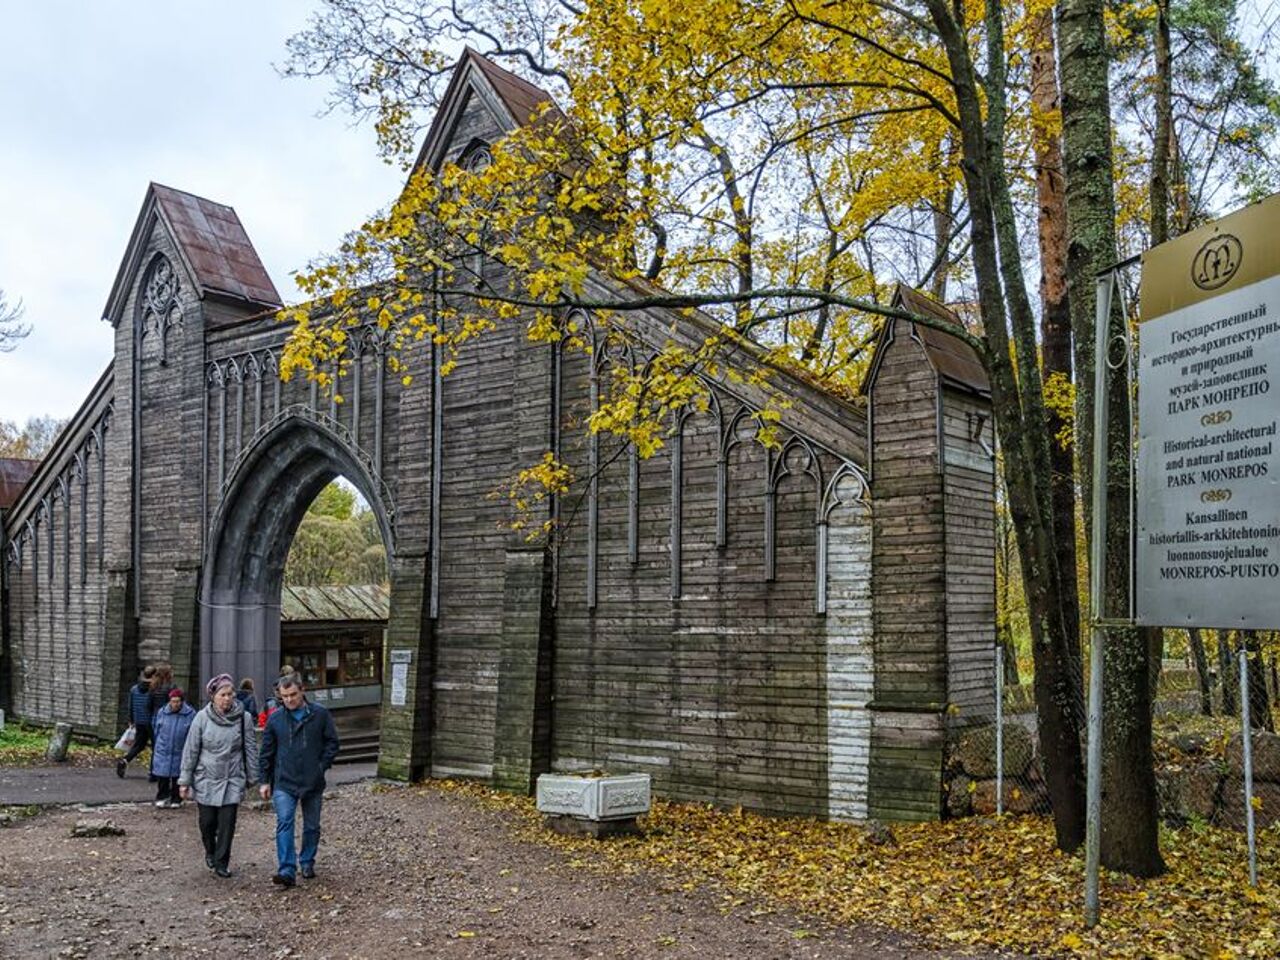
[462,47,556,104]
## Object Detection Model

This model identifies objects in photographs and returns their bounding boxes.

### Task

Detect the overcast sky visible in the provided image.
[3,2,1277,430]
[0,1,406,425]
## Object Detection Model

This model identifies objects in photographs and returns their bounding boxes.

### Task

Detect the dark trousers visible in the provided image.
[122,725,152,763]
[197,803,239,869]
[155,777,179,803]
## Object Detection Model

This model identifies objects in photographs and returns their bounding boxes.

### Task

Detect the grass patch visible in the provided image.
[0,722,123,766]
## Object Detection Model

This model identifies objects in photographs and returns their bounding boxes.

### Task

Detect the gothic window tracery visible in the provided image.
[139,253,182,364]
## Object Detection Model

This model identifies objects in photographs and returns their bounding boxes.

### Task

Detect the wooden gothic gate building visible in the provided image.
[0,52,995,822]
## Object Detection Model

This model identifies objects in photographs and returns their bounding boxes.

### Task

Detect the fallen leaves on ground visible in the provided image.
[426,780,1277,959]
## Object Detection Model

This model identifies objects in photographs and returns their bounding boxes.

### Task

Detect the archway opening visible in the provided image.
[200,414,394,761]
[278,478,389,761]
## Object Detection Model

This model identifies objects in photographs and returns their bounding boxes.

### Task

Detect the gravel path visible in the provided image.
[0,762,376,806]
[0,781,1009,959]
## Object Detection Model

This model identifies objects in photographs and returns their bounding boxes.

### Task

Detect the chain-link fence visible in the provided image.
[1152,649,1277,884]
[950,642,1279,884]
[944,646,1053,819]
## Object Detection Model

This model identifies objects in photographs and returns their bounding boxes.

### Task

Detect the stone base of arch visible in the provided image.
[377,552,435,781]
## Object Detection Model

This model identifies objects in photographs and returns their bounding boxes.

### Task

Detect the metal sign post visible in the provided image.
[1084,271,1115,929]
[1240,649,1258,886]
[995,644,1004,816]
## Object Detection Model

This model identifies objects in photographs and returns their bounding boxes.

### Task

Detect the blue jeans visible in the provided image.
[271,789,323,878]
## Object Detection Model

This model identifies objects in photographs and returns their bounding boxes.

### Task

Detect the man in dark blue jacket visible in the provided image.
[116,666,156,778]
[258,673,340,888]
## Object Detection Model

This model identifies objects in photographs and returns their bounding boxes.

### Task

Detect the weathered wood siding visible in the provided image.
[867,321,947,821]
[548,330,873,817]
[428,316,517,780]
[941,388,996,723]
[865,319,996,820]
[2,379,114,729]
[825,489,874,820]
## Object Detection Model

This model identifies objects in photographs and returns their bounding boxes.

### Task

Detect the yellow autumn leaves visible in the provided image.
[428,778,1279,959]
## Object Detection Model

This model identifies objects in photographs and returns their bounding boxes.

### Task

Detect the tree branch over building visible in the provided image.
[0,288,30,354]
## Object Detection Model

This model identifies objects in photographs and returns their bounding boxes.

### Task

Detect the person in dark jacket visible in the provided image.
[235,677,258,719]
[258,672,339,888]
[150,688,196,807]
[116,665,157,777]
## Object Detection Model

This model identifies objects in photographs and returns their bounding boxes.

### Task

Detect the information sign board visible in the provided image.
[1137,193,1280,627]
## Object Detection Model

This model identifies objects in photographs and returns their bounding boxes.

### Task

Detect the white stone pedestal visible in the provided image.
[535,773,651,836]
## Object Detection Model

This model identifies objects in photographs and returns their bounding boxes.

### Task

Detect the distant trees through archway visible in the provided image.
[284,478,388,588]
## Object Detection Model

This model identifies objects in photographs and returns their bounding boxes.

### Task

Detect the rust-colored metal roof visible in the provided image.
[104,184,282,327]
[892,285,990,396]
[0,458,39,510]
[150,184,282,308]
[281,584,390,622]
[465,49,559,126]
[412,49,565,177]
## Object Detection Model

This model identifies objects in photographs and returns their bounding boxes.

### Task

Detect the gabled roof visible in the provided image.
[103,183,281,326]
[281,584,390,622]
[0,458,39,511]
[410,48,562,177]
[863,284,990,397]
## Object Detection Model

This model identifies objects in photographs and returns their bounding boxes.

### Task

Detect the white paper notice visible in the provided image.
[390,662,408,706]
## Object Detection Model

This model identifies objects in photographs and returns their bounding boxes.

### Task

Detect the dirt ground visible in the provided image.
[0,781,1006,960]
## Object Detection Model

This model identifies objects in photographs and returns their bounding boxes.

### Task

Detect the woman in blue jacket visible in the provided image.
[150,688,196,808]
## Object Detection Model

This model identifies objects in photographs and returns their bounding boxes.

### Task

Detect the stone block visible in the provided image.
[1156,764,1221,824]
[970,778,1047,816]
[536,773,651,821]
[954,723,1033,779]
[1226,730,1280,782]
[72,819,125,838]
[45,722,72,762]
[544,814,641,838]
[1218,776,1280,831]
[946,774,973,818]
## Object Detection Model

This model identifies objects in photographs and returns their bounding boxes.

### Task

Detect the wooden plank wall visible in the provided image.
[2,388,114,728]
[549,337,874,817]
[428,319,516,780]
[867,321,947,821]
[825,488,874,820]
[941,389,996,725]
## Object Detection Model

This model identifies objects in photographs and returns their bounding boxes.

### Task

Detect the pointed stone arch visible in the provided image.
[199,407,397,696]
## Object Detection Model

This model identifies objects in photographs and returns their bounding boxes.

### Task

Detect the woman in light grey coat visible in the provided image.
[179,673,259,877]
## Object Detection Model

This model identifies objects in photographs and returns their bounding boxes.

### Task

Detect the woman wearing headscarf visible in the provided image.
[178,673,259,878]
[150,687,195,808]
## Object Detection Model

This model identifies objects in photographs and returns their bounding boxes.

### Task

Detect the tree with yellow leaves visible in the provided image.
[277,0,1099,864]
[277,0,1274,876]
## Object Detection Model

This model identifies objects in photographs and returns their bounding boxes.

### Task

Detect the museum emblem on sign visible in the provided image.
[1192,233,1242,290]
